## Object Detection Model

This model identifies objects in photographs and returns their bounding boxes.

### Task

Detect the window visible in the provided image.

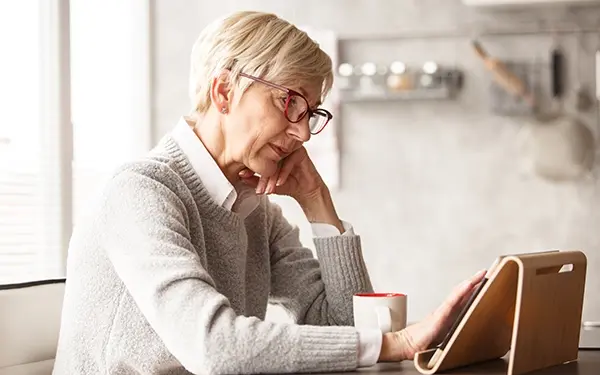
[70,0,151,222]
[0,0,70,284]
[0,0,151,284]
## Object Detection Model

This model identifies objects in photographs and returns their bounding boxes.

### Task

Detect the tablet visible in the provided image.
[427,256,506,368]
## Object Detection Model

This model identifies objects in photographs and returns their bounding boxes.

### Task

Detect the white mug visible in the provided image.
[353,293,407,333]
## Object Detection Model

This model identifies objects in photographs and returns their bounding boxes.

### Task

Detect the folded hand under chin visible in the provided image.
[237,146,344,232]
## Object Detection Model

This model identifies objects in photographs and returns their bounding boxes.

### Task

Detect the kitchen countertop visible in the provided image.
[308,351,599,375]
[303,329,600,375]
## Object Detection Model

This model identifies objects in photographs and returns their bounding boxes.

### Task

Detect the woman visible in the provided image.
[53,11,484,375]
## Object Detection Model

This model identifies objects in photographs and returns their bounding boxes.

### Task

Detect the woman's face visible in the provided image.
[223,79,320,178]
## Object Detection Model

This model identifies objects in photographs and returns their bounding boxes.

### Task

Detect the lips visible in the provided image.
[269,144,289,159]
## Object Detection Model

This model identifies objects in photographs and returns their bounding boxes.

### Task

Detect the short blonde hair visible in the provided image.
[189,11,333,113]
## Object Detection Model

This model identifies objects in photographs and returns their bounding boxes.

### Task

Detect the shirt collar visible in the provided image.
[170,117,237,209]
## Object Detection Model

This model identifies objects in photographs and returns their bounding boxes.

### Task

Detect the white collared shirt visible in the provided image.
[169,117,380,367]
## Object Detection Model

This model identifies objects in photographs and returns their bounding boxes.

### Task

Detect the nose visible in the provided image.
[287,115,311,143]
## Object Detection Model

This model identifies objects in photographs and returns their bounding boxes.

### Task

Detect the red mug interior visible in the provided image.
[354,293,406,297]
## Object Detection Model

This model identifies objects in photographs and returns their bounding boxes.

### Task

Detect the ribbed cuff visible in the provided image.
[295,325,359,372]
[314,236,372,293]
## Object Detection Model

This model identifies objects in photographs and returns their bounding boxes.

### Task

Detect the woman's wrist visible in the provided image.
[378,330,418,362]
[296,187,344,233]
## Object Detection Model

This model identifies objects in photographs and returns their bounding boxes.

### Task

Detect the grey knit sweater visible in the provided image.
[52,136,374,375]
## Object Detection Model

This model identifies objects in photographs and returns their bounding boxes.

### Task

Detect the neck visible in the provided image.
[187,112,245,184]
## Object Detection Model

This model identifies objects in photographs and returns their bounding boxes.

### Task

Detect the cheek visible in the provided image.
[250,108,287,149]
[226,112,266,162]
[248,120,281,160]
[231,92,288,160]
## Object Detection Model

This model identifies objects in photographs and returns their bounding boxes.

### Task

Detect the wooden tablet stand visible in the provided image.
[414,250,587,375]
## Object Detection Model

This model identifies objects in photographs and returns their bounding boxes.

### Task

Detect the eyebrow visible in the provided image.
[296,88,322,108]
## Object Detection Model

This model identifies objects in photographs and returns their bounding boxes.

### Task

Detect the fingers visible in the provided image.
[276,157,295,187]
[238,147,308,195]
[434,270,486,321]
[469,269,487,285]
[239,175,260,189]
[276,148,305,186]
[238,169,260,190]
[239,147,310,196]
[264,171,279,194]
[239,168,280,195]
[255,175,269,195]
[457,284,476,309]
[238,168,254,179]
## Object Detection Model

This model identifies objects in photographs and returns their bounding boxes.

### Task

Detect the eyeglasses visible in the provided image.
[238,72,332,135]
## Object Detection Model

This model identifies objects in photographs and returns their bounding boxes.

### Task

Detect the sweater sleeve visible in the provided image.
[266,200,374,327]
[101,169,360,375]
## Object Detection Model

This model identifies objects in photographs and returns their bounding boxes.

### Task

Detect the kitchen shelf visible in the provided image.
[339,86,456,103]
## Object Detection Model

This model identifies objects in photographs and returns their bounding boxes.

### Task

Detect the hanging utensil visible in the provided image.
[472,40,536,107]
[521,115,595,181]
[575,30,594,112]
[520,46,595,182]
[471,40,595,181]
[596,49,600,103]
[551,47,564,102]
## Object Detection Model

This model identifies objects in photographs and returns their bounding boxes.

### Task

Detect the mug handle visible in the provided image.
[375,306,392,333]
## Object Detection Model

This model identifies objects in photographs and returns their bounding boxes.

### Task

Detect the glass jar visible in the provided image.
[336,63,354,91]
[386,61,413,91]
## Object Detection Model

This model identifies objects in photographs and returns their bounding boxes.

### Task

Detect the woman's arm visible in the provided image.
[100,166,361,375]
[266,198,373,327]
[239,146,374,326]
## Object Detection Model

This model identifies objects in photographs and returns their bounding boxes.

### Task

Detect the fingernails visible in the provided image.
[276,178,282,187]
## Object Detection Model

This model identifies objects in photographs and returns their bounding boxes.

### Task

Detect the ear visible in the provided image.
[209,70,233,113]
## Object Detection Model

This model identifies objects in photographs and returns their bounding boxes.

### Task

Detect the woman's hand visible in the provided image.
[379,269,487,362]
[238,146,322,201]
[238,147,344,232]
